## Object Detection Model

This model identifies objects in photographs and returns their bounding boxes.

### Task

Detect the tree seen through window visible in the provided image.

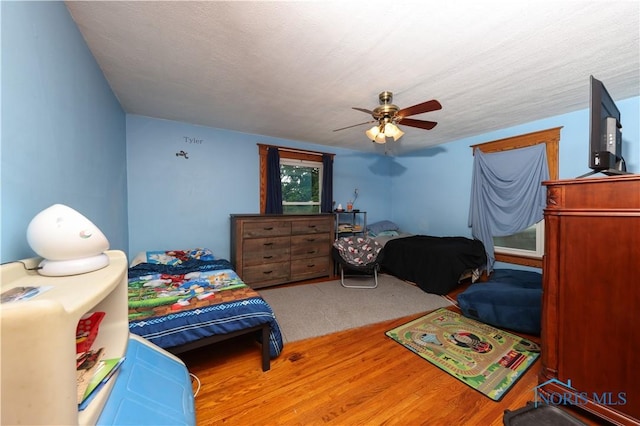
[280,162,321,214]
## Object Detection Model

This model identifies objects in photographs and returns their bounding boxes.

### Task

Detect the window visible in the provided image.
[493,220,544,259]
[280,158,322,214]
[471,127,560,268]
[258,144,334,214]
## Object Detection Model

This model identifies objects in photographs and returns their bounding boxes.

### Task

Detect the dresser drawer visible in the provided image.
[242,262,290,288]
[290,257,331,281]
[242,236,290,266]
[290,234,331,259]
[243,221,291,238]
[291,218,331,235]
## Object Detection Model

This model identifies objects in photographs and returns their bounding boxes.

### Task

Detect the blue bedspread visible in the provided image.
[127,260,283,358]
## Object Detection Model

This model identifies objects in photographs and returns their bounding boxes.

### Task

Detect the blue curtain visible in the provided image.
[468,144,549,272]
[265,147,283,214]
[321,154,334,213]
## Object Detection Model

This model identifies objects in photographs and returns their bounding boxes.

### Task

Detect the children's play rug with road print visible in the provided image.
[386,308,540,401]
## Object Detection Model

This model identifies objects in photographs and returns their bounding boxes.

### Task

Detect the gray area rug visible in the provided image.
[259,273,452,343]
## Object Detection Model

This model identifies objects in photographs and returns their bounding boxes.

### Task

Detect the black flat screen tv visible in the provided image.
[585,75,627,176]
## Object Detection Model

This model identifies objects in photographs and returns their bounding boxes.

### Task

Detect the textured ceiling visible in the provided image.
[65,1,640,155]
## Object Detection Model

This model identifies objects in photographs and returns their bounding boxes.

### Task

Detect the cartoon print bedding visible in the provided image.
[127,248,283,358]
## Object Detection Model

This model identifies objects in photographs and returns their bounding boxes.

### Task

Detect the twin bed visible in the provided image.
[366,220,487,295]
[126,249,283,371]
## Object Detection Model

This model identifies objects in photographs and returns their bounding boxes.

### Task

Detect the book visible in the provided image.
[78,356,125,410]
[76,348,105,404]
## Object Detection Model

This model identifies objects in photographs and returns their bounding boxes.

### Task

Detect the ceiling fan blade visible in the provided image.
[398,118,438,130]
[352,107,374,115]
[333,120,375,132]
[397,99,442,118]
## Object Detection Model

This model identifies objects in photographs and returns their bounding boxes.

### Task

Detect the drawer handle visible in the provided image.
[307,264,315,268]
[306,238,316,242]
[263,255,273,259]
[307,250,316,254]
[263,227,274,230]
[308,224,317,228]
[263,242,273,246]
[263,270,273,275]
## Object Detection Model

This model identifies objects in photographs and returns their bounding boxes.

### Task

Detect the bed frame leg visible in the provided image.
[261,324,270,372]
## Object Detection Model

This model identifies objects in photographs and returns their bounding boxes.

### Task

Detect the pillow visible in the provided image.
[376,230,399,237]
[129,248,215,267]
[366,220,400,236]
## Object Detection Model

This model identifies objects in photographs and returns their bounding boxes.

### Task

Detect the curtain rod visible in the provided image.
[257,143,335,158]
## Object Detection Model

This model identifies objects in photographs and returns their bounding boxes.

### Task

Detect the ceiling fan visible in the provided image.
[334,91,442,144]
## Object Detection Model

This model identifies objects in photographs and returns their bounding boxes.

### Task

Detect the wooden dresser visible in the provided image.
[540,175,640,425]
[230,214,334,288]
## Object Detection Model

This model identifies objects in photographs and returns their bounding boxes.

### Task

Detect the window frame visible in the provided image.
[470,127,561,268]
[258,144,334,214]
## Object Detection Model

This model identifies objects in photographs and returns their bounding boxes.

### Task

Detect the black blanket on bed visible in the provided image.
[380,235,486,295]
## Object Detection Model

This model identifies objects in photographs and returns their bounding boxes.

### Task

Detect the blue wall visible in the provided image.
[126,115,392,259]
[1,2,128,262]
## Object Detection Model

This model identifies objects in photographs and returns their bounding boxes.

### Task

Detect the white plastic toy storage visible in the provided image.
[1,250,195,425]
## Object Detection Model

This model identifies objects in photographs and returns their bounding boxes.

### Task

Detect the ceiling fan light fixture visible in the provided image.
[392,127,404,141]
[365,126,380,141]
[383,122,395,135]
[366,122,404,144]
[384,123,404,141]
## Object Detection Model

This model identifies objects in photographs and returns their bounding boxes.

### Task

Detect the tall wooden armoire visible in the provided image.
[539,174,640,425]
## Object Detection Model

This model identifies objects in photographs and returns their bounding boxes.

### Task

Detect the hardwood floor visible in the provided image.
[179,282,602,425]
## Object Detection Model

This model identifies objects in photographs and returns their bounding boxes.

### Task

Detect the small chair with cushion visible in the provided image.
[332,236,384,289]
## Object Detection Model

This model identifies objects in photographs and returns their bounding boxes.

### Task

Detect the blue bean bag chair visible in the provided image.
[457,269,542,335]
